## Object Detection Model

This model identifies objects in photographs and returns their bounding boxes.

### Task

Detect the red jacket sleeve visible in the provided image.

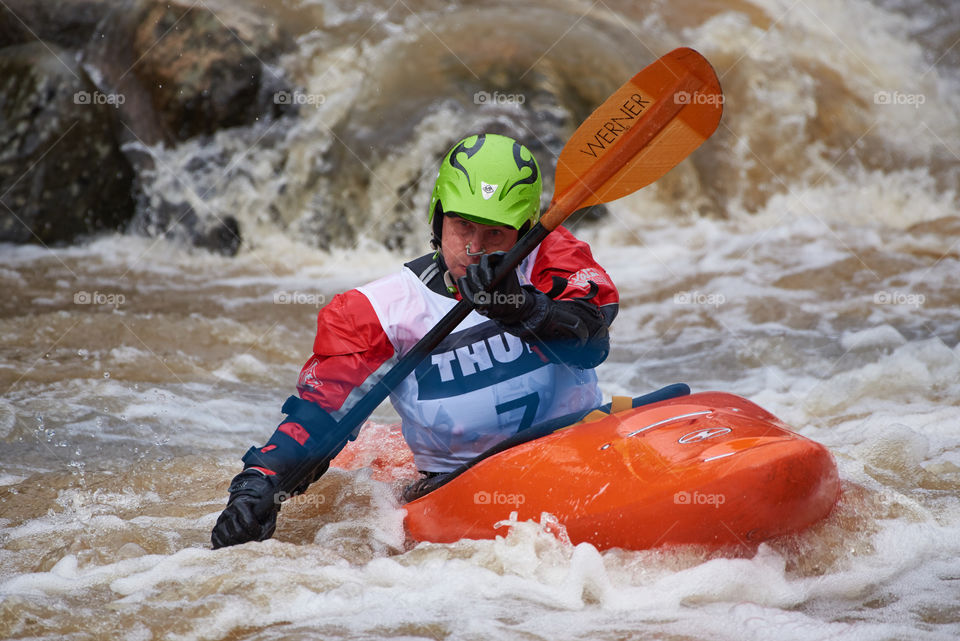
[528,225,619,311]
[295,289,394,411]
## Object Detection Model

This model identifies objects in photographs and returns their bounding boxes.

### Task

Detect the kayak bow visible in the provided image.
[404,389,839,551]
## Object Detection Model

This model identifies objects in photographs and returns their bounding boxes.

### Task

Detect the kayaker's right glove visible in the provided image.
[211,396,348,549]
[211,468,282,549]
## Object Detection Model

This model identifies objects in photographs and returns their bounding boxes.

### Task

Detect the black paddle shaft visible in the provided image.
[333,221,550,437]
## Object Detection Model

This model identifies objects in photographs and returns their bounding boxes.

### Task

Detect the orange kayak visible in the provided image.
[404,387,840,551]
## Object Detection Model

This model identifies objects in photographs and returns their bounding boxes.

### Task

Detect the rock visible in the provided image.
[132,197,243,257]
[0,0,290,252]
[80,0,171,148]
[131,2,291,142]
[0,0,110,49]
[197,214,242,256]
[0,41,135,245]
[2,0,294,147]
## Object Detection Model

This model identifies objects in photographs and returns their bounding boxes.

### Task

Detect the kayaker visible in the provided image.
[211,133,619,549]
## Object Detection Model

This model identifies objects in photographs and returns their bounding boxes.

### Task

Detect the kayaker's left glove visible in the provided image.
[457,251,534,325]
[458,252,611,369]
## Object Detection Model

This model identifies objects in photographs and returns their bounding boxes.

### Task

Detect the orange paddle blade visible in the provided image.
[542,47,723,230]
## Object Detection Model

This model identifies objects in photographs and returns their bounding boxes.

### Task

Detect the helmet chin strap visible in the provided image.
[465,243,485,256]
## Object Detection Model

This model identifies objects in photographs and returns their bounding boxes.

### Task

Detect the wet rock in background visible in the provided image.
[0,0,109,50]
[0,0,607,253]
[131,2,291,142]
[134,195,243,257]
[79,0,171,149]
[0,0,295,252]
[2,0,294,145]
[0,41,135,245]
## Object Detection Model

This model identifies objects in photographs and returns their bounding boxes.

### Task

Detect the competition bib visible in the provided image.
[359,265,600,471]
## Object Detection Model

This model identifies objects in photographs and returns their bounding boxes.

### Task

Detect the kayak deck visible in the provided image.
[404,391,839,551]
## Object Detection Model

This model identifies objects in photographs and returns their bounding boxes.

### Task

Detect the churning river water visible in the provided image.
[2,0,960,639]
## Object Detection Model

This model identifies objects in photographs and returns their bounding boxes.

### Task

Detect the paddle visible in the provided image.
[286,47,722,493]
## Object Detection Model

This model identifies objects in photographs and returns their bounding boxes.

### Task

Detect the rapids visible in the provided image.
[2,0,959,639]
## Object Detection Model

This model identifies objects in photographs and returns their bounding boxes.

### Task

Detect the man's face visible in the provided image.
[440,214,520,280]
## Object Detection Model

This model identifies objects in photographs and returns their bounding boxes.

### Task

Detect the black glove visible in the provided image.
[211,469,282,549]
[459,253,612,368]
[457,252,535,325]
[510,295,611,368]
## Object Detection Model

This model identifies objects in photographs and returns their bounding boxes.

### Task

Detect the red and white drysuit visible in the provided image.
[274,226,618,473]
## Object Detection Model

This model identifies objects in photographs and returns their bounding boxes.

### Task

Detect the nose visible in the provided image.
[462,226,484,252]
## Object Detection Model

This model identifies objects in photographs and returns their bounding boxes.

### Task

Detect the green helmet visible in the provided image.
[428,133,542,232]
